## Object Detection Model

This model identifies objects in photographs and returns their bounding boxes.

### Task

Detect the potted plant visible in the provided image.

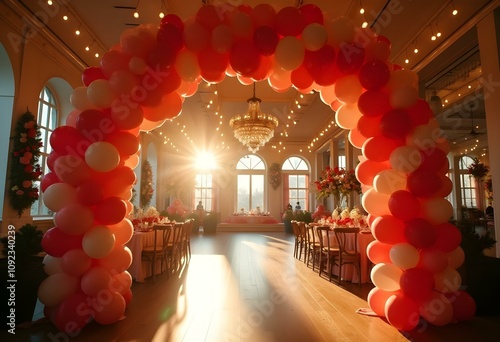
[1,224,46,328]
[203,211,218,234]
[282,210,313,234]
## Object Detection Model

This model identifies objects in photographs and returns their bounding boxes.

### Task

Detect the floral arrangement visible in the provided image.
[9,111,43,216]
[484,177,493,202]
[314,166,361,200]
[129,205,162,229]
[140,160,154,207]
[318,207,369,229]
[268,162,282,190]
[467,158,489,179]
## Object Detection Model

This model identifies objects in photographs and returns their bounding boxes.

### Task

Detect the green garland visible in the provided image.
[140,160,154,207]
[9,111,43,217]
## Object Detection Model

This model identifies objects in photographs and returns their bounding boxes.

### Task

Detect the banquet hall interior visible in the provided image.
[1,0,500,341]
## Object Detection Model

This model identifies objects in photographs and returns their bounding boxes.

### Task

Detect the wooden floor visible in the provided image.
[2,231,499,341]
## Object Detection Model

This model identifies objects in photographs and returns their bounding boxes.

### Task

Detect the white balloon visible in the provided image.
[38,273,79,307]
[43,254,63,275]
[87,79,115,108]
[43,183,77,212]
[70,86,94,111]
[335,103,362,130]
[371,263,403,292]
[390,243,419,270]
[373,169,407,195]
[82,225,116,259]
[85,141,121,172]
[302,23,328,51]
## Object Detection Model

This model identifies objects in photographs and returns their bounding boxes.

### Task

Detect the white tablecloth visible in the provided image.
[126,230,162,282]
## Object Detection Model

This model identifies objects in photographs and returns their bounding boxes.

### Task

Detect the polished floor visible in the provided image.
[2,231,499,341]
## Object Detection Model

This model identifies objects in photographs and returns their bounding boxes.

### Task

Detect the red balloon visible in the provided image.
[76,180,104,206]
[105,131,140,157]
[388,190,421,221]
[304,45,336,76]
[291,63,314,90]
[276,7,305,37]
[184,21,210,52]
[377,35,392,47]
[251,55,272,81]
[41,172,61,192]
[94,197,127,225]
[357,115,382,138]
[418,148,449,173]
[47,151,61,171]
[237,4,252,15]
[336,42,365,74]
[53,292,92,332]
[407,169,442,198]
[196,5,222,31]
[50,126,86,157]
[100,166,136,197]
[433,223,462,253]
[76,109,112,139]
[110,100,144,130]
[355,159,390,186]
[160,14,184,31]
[42,227,83,257]
[435,175,453,197]
[147,43,176,71]
[372,215,407,245]
[368,287,396,317]
[406,99,433,126]
[198,49,229,76]
[400,268,434,302]
[448,290,476,321]
[229,41,261,77]
[82,66,106,87]
[152,67,182,96]
[405,218,438,249]
[419,248,448,273]
[100,50,130,78]
[358,90,392,117]
[251,4,277,28]
[362,136,402,162]
[122,289,133,307]
[385,294,420,331]
[380,109,412,139]
[359,59,390,90]
[299,4,324,25]
[253,26,279,56]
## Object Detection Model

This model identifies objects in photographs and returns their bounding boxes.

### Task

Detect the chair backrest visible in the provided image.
[316,226,334,249]
[291,220,300,238]
[169,222,184,246]
[154,225,172,251]
[297,221,307,240]
[333,227,360,257]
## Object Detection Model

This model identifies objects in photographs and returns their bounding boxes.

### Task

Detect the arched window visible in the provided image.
[282,156,309,211]
[31,87,58,216]
[459,156,477,208]
[236,154,265,211]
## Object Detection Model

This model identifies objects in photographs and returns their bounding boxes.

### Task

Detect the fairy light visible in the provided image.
[47,0,53,5]
[63,14,68,21]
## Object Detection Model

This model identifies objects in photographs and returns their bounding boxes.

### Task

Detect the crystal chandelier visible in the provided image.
[229,83,279,153]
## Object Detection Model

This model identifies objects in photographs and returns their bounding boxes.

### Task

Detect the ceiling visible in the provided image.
[14,0,499,155]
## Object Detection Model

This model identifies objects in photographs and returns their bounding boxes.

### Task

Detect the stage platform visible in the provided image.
[216,223,285,232]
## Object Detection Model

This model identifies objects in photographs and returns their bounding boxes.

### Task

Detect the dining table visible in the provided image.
[125,224,173,282]
[311,224,375,284]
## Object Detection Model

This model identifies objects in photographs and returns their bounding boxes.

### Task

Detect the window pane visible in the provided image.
[289,175,297,187]
[237,174,250,210]
[251,175,264,209]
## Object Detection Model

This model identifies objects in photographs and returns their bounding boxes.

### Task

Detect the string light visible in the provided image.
[75,25,81,36]
[63,14,68,21]
[452,0,458,16]
[430,26,436,41]
[47,0,53,5]
[159,0,165,18]
[134,0,140,18]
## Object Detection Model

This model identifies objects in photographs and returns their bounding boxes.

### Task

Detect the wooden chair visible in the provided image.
[305,224,321,272]
[166,222,184,273]
[181,219,192,263]
[141,225,171,282]
[291,220,300,258]
[333,227,361,286]
[297,221,308,262]
[316,226,340,281]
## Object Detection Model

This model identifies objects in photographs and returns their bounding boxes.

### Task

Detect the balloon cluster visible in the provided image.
[37,2,476,332]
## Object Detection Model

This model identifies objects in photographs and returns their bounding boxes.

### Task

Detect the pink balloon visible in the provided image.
[65,109,82,127]
[355,159,390,186]
[99,246,133,273]
[93,292,126,325]
[54,203,94,236]
[42,227,83,257]
[109,219,134,245]
[385,294,420,331]
[41,172,61,192]
[348,126,367,149]
[61,249,92,276]
[388,190,421,221]
[400,268,434,301]
[372,215,407,245]
[53,292,92,332]
[81,266,111,296]
[357,115,383,138]
[54,155,92,187]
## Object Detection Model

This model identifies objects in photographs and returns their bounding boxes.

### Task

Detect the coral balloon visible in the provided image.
[372,215,407,245]
[367,240,392,264]
[105,131,140,157]
[362,136,402,162]
[421,198,454,225]
[385,294,420,332]
[368,287,397,318]
[76,180,104,206]
[108,219,134,245]
[82,66,106,87]
[99,246,133,273]
[61,249,92,276]
[302,23,327,51]
[212,24,233,54]
[335,74,362,103]
[357,115,382,138]
[356,159,390,186]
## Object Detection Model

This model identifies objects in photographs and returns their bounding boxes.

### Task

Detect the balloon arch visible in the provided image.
[39,3,475,333]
